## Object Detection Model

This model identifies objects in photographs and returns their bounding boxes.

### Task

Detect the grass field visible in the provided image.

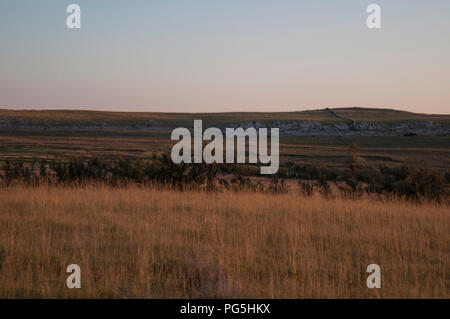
[0,108,448,299]
[0,185,447,298]
[1,129,449,171]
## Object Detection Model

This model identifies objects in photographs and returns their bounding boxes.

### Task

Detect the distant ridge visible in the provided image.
[0,107,449,136]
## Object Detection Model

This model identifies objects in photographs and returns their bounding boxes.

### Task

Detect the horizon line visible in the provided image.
[0,106,449,116]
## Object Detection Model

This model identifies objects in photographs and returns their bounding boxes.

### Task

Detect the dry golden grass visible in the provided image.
[0,185,448,298]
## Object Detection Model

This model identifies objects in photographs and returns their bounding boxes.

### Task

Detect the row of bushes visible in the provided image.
[298,166,449,203]
[0,155,267,193]
[1,155,448,202]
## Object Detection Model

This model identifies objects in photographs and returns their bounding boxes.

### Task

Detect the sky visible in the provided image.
[0,0,449,114]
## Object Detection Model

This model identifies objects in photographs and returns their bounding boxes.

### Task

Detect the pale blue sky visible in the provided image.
[0,0,449,113]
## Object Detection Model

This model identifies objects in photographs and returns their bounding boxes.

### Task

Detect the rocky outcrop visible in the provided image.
[0,117,448,136]
[0,118,170,131]
[220,120,450,136]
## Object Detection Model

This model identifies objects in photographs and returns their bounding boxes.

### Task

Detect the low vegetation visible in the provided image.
[1,148,448,203]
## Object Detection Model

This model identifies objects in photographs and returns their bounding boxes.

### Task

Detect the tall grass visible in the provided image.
[0,185,447,298]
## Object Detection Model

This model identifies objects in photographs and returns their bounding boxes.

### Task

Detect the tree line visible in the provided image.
[1,145,448,203]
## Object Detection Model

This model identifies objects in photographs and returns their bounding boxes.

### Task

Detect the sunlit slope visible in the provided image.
[0,107,449,128]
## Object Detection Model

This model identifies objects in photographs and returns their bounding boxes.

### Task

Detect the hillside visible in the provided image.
[0,108,449,136]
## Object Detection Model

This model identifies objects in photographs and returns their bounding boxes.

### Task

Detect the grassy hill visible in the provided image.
[0,107,449,171]
[0,107,449,128]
